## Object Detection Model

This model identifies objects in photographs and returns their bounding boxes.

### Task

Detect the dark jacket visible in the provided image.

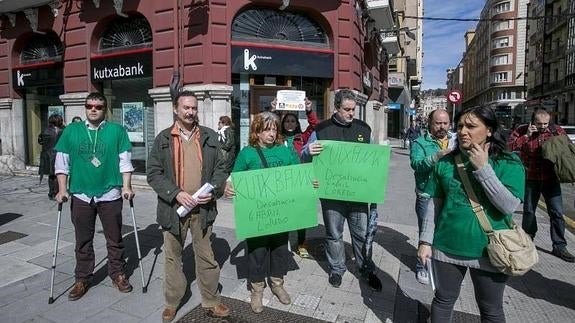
[315,114,371,143]
[147,124,228,235]
[38,126,63,175]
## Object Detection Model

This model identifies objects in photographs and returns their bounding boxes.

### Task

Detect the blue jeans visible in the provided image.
[321,200,374,275]
[522,180,567,249]
[415,191,430,233]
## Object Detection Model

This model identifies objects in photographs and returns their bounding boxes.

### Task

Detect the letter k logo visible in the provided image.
[17,70,25,87]
[244,49,257,71]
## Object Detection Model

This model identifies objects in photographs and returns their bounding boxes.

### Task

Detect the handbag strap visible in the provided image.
[454,154,494,234]
[255,147,269,168]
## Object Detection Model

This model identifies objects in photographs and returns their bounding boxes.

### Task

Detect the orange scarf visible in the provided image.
[171,123,202,188]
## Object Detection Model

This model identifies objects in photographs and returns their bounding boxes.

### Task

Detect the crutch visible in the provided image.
[48,201,64,304]
[128,198,147,293]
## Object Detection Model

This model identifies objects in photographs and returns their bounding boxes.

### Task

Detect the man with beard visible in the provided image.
[410,108,455,284]
[147,91,230,322]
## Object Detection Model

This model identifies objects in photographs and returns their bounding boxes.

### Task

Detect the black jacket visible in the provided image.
[315,114,371,144]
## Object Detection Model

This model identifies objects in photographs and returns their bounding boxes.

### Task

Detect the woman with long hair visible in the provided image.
[38,114,65,200]
[418,106,525,322]
[217,115,236,172]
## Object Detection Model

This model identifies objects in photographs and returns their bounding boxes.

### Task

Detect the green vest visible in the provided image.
[233,144,300,172]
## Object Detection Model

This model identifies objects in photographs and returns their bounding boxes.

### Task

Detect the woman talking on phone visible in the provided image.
[418,106,525,322]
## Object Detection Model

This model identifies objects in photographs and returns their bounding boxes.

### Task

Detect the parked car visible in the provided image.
[561,125,575,143]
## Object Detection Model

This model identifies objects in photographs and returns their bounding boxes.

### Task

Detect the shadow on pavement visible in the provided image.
[0,213,23,226]
[507,269,575,311]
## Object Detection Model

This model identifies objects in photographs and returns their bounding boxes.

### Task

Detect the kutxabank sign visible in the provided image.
[313,141,391,203]
[91,52,152,82]
[231,164,318,240]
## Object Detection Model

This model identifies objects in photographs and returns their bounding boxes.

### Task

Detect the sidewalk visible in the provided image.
[1,146,575,322]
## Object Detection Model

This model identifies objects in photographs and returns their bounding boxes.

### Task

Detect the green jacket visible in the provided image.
[147,125,228,235]
[410,133,449,191]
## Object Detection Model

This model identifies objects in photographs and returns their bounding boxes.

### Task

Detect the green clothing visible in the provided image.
[410,133,444,191]
[284,135,296,155]
[55,121,131,197]
[232,145,300,172]
[424,153,525,258]
[147,125,228,235]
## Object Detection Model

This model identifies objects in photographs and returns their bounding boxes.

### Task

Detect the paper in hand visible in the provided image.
[426,258,436,292]
[177,183,214,217]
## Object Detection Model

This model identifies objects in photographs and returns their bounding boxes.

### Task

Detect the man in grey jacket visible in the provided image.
[147,91,229,322]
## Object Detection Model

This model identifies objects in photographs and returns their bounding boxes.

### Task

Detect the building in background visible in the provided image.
[420,90,447,119]
[446,53,465,123]
[0,0,396,172]
[523,0,574,125]
[454,0,527,128]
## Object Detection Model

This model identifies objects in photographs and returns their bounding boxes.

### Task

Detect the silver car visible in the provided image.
[561,125,575,143]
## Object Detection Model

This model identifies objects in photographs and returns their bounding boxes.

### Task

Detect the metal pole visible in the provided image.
[129,199,147,293]
[48,203,63,304]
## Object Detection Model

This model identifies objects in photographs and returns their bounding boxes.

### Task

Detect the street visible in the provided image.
[0,142,574,322]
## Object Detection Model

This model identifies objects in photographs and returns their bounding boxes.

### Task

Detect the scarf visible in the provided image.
[217,126,229,142]
[171,123,202,188]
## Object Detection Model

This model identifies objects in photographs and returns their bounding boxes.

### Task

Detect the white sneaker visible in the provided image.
[416,267,430,285]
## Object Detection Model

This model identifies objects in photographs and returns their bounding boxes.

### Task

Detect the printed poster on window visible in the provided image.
[47,105,64,121]
[122,102,144,142]
[276,90,306,111]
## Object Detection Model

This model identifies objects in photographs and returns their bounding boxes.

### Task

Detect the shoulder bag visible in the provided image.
[454,154,538,276]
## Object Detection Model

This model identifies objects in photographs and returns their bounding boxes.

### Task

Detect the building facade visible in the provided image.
[458,0,527,128]
[524,0,575,125]
[0,0,395,172]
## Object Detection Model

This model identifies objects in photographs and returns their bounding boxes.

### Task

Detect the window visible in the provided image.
[492,20,511,32]
[492,71,510,83]
[493,1,511,15]
[491,54,510,66]
[497,91,511,100]
[492,37,511,48]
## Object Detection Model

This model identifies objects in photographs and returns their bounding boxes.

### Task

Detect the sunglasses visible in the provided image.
[85,104,105,110]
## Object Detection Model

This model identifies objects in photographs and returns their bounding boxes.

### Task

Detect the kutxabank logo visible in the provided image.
[93,62,144,80]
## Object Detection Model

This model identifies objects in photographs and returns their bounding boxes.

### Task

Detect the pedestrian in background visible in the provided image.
[410,108,455,285]
[225,111,300,313]
[406,120,422,146]
[508,109,575,262]
[418,106,525,322]
[54,92,135,301]
[302,89,382,292]
[147,91,230,322]
[217,115,237,173]
[276,97,318,258]
[38,113,64,200]
[71,116,83,123]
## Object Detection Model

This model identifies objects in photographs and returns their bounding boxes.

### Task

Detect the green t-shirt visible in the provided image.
[232,144,300,172]
[55,121,132,197]
[424,153,525,258]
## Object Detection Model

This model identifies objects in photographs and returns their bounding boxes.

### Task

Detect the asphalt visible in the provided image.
[0,140,574,323]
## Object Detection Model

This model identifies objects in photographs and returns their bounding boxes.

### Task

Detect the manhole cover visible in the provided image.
[177,296,327,323]
[0,230,27,245]
[98,224,135,236]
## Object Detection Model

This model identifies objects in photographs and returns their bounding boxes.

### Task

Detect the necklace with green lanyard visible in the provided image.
[86,126,101,168]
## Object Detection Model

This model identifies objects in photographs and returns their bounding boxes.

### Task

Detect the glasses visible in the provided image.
[85,104,105,110]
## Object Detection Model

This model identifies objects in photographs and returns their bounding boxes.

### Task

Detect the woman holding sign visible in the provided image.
[225,111,300,313]
[417,106,525,322]
[278,97,318,258]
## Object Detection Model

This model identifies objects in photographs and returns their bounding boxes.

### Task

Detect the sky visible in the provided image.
[421,1,485,90]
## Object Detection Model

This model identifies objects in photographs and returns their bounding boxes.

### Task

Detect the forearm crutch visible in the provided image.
[48,202,63,304]
[129,199,147,293]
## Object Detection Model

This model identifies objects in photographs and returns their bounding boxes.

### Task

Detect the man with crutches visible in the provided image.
[54,92,135,301]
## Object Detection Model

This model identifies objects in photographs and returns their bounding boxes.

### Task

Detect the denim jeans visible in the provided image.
[321,200,374,275]
[415,191,430,233]
[522,180,567,249]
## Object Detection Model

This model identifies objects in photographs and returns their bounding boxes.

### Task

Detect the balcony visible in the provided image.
[365,0,395,30]
[0,0,51,13]
[544,45,566,63]
[380,31,400,55]
[545,10,568,33]
[388,72,405,88]
[543,79,565,93]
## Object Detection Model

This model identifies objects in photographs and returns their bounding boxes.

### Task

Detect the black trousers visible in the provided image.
[431,260,508,323]
[246,232,289,283]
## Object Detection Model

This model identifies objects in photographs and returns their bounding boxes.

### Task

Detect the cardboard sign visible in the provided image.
[313,140,391,203]
[276,90,306,111]
[231,164,318,239]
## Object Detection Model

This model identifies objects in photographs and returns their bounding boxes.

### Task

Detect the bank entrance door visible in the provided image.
[249,85,292,117]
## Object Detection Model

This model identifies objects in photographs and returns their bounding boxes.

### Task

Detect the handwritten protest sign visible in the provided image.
[231,163,318,239]
[313,140,390,203]
[276,90,306,111]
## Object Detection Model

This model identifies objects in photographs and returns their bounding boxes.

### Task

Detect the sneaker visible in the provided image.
[416,267,430,285]
[328,273,342,288]
[362,272,382,292]
[552,248,575,263]
[297,244,311,258]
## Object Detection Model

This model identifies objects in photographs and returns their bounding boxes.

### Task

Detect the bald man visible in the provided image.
[410,109,455,284]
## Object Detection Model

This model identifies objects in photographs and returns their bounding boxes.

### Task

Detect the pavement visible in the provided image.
[1,139,575,323]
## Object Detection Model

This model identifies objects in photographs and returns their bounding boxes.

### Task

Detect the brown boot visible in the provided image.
[270,277,291,305]
[68,280,90,301]
[162,307,177,323]
[112,274,133,293]
[250,281,265,313]
[205,303,230,318]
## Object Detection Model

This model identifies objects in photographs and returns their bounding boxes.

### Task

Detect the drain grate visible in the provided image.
[0,230,28,245]
[97,224,135,236]
[177,296,327,323]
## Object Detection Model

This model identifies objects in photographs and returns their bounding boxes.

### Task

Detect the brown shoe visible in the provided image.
[112,274,133,293]
[205,303,230,318]
[68,280,90,301]
[162,307,177,323]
